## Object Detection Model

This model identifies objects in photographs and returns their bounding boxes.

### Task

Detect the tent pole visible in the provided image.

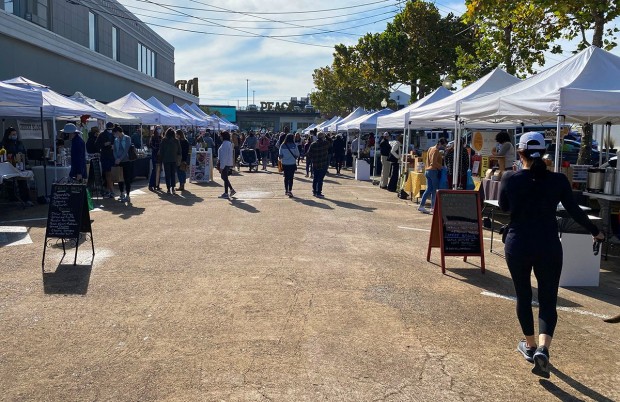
[554,116,562,172]
[606,122,611,163]
[598,124,603,166]
[40,107,48,200]
[52,118,58,181]
[453,116,460,188]
[372,127,378,184]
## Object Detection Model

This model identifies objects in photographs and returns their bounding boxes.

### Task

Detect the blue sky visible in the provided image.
[119,0,620,119]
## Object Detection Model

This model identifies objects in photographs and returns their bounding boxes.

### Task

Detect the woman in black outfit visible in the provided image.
[499,132,604,378]
[175,130,190,192]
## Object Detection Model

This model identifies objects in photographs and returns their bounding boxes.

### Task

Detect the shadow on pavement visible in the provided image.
[191,181,222,188]
[229,199,259,213]
[447,267,583,308]
[325,198,376,212]
[540,367,615,402]
[43,263,92,295]
[564,270,620,308]
[156,191,205,207]
[106,202,147,219]
[292,197,333,210]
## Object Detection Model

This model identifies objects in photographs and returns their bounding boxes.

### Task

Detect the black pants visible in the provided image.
[505,240,563,337]
[283,164,296,192]
[118,161,134,194]
[221,166,233,193]
[387,162,400,192]
[163,162,177,190]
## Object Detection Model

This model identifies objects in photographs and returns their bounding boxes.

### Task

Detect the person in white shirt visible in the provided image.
[217,131,236,199]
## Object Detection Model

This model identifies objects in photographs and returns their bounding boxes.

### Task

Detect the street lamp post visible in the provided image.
[246,79,249,108]
[252,90,255,105]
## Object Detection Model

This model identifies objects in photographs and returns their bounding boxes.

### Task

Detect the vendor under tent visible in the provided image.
[109,92,180,126]
[147,97,191,126]
[2,77,107,198]
[408,68,521,186]
[330,107,367,132]
[69,92,141,125]
[168,103,208,127]
[459,46,620,172]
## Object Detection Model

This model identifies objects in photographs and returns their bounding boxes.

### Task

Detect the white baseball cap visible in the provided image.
[518,132,546,150]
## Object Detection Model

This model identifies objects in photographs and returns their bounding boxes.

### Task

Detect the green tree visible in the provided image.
[460,0,561,79]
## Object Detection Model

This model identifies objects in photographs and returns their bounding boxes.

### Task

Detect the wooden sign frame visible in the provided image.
[427,190,485,274]
[42,183,95,271]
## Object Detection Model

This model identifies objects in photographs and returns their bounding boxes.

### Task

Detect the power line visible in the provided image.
[128,0,394,15]
[123,2,396,23]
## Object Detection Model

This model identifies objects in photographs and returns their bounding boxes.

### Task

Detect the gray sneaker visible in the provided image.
[517,340,536,363]
[532,347,550,378]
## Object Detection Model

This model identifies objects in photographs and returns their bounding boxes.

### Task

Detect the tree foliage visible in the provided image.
[310,0,471,117]
[459,0,561,79]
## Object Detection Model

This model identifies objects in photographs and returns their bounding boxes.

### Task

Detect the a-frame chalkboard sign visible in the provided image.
[427,190,485,274]
[42,183,95,271]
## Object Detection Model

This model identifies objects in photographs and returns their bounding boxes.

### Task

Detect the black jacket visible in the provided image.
[379,138,392,156]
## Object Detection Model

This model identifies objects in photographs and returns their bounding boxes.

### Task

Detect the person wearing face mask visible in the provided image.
[1,127,33,206]
[95,122,117,198]
[418,137,447,213]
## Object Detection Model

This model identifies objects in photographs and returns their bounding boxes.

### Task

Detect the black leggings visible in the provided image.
[505,242,563,337]
[118,161,134,194]
[283,164,296,192]
[221,166,233,193]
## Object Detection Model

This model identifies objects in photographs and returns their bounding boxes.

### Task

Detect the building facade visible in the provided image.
[0,0,196,104]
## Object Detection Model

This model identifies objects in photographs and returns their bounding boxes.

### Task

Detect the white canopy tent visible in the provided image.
[314,116,341,133]
[459,46,620,169]
[3,77,106,120]
[181,104,216,129]
[168,103,208,127]
[407,69,521,185]
[377,87,452,130]
[331,107,367,132]
[0,81,44,111]
[109,92,181,126]
[146,97,192,126]
[302,123,317,134]
[340,108,394,131]
[69,92,141,125]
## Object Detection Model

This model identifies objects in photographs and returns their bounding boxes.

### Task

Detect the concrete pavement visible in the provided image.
[1,166,619,401]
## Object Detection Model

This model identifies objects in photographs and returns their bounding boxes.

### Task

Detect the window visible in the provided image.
[88,12,97,51]
[137,43,156,77]
[3,0,14,14]
[26,0,49,28]
[112,26,119,61]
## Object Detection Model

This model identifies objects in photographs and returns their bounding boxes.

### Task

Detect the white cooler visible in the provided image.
[355,159,370,181]
[559,233,601,287]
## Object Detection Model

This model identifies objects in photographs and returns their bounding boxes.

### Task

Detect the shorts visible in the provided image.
[101,157,114,173]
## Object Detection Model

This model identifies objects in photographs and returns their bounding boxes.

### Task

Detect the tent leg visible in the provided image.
[453,117,460,188]
[554,116,562,172]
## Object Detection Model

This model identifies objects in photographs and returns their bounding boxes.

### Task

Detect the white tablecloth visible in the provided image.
[31,165,71,197]
[0,162,34,184]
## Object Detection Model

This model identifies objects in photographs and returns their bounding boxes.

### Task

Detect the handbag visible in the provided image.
[128,145,138,161]
[277,159,283,172]
[387,152,398,163]
[110,165,124,183]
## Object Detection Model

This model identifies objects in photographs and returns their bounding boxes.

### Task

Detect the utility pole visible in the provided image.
[246,79,249,108]
[252,90,255,105]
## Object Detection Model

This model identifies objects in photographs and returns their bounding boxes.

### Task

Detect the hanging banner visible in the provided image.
[470,131,498,156]
[190,148,212,182]
[17,120,49,140]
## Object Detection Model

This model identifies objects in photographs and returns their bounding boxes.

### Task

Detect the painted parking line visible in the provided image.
[481,291,611,320]
[398,225,501,243]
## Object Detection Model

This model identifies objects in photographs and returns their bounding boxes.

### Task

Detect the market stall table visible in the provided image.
[0,162,34,206]
[31,165,71,198]
[404,171,426,202]
[583,192,620,260]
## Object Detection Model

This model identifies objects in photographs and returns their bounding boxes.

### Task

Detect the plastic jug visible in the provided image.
[604,166,615,194]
